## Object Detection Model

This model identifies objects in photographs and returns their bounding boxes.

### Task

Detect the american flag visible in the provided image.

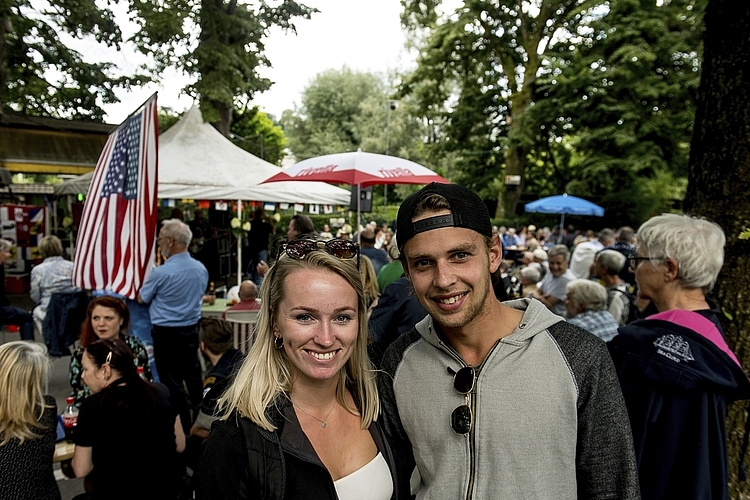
[73,94,159,299]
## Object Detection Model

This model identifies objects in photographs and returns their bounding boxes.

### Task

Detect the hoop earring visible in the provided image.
[274,336,284,350]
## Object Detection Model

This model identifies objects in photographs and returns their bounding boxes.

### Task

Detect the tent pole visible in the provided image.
[558,213,565,244]
[357,183,362,245]
[237,199,242,289]
[67,195,75,258]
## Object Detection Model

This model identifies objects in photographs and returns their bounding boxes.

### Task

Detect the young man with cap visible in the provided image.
[379,183,639,499]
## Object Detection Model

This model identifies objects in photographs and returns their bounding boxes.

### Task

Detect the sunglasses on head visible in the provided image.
[282,238,360,266]
[450,366,476,435]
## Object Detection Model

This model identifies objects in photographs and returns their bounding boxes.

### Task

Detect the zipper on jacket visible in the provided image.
[439,340,478,500]
[439,338,502,500]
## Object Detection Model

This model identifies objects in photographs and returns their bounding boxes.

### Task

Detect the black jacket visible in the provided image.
[194,397,400,500]
[43,290,89,356]
[367,277,427,368]
[609,309,750,500]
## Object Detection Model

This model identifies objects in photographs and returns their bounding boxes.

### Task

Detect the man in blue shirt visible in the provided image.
[139,218,208,432]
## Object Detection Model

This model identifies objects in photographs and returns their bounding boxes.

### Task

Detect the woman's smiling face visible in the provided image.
[275,268,359,387]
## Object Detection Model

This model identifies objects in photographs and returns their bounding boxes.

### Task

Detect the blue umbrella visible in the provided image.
[525,194,604,242]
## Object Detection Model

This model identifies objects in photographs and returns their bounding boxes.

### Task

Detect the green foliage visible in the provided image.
[532,0,704,226]
[128,0,316,133]
[1,0,148,118]
[399,0,704,225]
[399,0,607,218]
[281,67,387,159]
[229,107,287,166]
[280,67,448,206]
[158,108,182,134]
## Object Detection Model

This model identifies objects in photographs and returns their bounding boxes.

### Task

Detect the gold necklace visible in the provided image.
[291,399,337,428]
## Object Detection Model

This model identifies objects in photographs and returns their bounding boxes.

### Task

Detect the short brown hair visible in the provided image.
[199,318,234,355]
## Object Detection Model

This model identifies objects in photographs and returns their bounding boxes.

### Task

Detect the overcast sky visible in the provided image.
[97,0,456,124]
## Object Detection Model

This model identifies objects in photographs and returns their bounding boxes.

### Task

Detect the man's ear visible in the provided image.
[489,234,503,273]
[401,260,411,281]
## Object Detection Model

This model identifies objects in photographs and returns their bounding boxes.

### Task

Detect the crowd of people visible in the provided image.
[1,187,748,500]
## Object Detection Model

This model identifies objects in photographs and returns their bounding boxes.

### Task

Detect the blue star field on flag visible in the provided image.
[101,114,141,200]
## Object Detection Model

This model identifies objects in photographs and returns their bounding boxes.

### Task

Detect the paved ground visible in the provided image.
[1,293,86,499]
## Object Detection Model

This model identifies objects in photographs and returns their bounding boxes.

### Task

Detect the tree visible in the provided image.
[532,0,704,226]
[400,0,609,218]
[230,107,286,166]
[682,0,750,494]
[0,0,145,119]
[400,0,705,224]
[280,67,450,211]
[158,108,182,134]
[129,0,315,135]
[281,67,388,159]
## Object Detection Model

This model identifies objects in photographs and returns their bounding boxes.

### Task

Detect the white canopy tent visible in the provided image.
[56,104,351,287]
[55,105,350,204]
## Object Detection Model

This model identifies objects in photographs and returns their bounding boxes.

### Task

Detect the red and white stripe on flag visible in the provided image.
[72,94,159,300]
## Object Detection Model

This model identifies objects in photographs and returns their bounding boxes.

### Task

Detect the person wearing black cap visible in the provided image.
[378,183,639,499]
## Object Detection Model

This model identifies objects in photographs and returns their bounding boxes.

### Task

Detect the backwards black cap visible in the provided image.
[396,183,492,253]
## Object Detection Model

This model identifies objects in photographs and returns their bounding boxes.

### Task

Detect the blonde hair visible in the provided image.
[38,235,63,258]
[359,255,380,309]
[217,251,379,431]
[0,341,53,445]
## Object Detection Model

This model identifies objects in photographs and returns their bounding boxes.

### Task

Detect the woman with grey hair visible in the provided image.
[563,279,619,341]
[609,213,750,499]
[30,235,79,337]
[593,249,632,326]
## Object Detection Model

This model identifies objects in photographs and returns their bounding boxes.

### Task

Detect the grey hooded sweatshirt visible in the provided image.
[379,298,640,500]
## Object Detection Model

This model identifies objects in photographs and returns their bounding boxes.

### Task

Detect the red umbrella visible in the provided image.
[260,150,449,238]
[260,149,448,187]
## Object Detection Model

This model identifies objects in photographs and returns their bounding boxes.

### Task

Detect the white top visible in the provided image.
[333,451,393,500]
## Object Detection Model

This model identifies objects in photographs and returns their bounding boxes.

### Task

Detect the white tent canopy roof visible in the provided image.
[55,170,93,195]
[54,104,351,205]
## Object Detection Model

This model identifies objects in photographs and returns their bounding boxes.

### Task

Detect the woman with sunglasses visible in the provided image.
[608,214,750,499]
[71,338,188,500]
[195,239,399,500]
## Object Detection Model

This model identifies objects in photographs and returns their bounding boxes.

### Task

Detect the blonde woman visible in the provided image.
[360,254,381,314]
[0,341,61,500]
[195,239,399,500]
[30,235,78,337]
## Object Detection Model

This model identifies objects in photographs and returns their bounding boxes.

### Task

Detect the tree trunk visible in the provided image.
[498,143,527,219]
[0,14,8,113]
[496,84,532,220]
[207,98,233,137]
[683,1,750,496]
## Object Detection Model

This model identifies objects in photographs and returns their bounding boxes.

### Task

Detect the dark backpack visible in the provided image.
[609,287,639,325]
